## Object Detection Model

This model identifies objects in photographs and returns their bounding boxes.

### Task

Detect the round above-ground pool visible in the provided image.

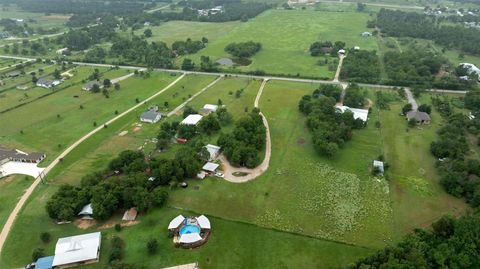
[179,224,201,235]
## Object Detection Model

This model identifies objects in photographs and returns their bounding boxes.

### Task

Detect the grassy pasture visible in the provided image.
[0,5,68,32]
[0,69,175,165]
[0,175,32,233]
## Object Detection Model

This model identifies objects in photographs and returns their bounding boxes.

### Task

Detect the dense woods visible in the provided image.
[298,86,365,157]
[375,9,480,55]
[341,50,380,83]
[218,110,266,168]
[349,212,480,268]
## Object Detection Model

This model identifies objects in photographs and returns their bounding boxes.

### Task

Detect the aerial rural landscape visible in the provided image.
[0,0,480,268]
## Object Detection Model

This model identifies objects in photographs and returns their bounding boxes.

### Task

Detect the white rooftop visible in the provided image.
[52,232,101,267]
[203,104,218,112]
[335,105,369,122]
[168,215,185,229]
[197,215,211,229]
[205,144,221,161]
[179,233,202,244]
[202,162,219,172]
[78,203,93,215]
[181,114,203,125]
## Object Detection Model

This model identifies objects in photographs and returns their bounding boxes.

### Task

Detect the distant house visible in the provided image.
[0,31,9,39]
[56,48,69,55]
[36,78,60,89]
[122,207,138,221]
[0,146,46,165]
[361,32,372,37]
[78,203,93,219]
[205,144,221,161]
[140,111,162,123]
[82,80,102,91]
[7,70,21,78]
[202,162,219,173]
[52,232,101,268]
[216,58,234,66]
[335,105,369,122]
[338,49,346,55]
[354,46,360,51]
[373,160,384,176]
[406,111,431,124]
[16,84,28,90]
[181,114,203,125]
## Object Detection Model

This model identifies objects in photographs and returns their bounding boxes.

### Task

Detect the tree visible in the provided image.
[408,118,417,127]
[147,239,158,254]
[53,69,61,79]
[357,2,366,12]
[198,114,221,135]
[225,41,262,58]
[181,58,195,70]
[201,37,208,44]
[418,104,432,114]
[91,84,100,93]
[32,248,44,261]
[40,232,51,243]
[103,78,111,88]
[143,29,152,38]
[114,83,120,90]
[402,103,413,114]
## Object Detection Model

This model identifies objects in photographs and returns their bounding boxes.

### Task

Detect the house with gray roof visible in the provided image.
[0,146,46,165]
[36,78,60,89]
[406,111,431,124]
[82,80,102,91]
[140,111,162,123]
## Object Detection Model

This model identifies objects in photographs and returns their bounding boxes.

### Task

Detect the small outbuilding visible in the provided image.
[338,49,346,55]
[335,105,369,122]
[78,203,93,220]
[181,114,203,125]
[202,162,219,173]
[122,207,138,221]
[373,160,384,176]
[205,144,221,161]
[406,111,431,124]
[361,32,372,37]
[216,58,234,66]
[35,256,54,269]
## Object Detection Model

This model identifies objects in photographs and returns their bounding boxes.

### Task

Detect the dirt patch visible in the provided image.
[297,138,306,145]
[99,220,140,229]
[366,98,373,108]
[133,127,141,132]
[42,15,71,20]
[74,219,96,229]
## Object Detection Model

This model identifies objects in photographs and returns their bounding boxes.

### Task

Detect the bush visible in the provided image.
[147,238,158,254]
[40,232,51,243]
[114,223,122,232]
[32,248,44,261]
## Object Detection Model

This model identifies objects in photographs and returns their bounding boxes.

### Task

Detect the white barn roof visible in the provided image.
[78,203,93,215]
[179,233,202,243]
[335,105,369,122]
[205,144,220,161]
[202,162,219,172]
[197,215,211,229]
[52,232,101,267]
[168,215,185,229]
[181,114,203,125]
[203,104,218,112]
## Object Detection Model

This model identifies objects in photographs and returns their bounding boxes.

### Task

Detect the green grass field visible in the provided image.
[0,175,32,233]
[0,68,175,165]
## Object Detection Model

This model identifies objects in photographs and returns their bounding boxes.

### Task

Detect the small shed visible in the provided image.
[202,162,219,173]
[361,32,372,37]
[205,144,221,161]
[373,160,384,176]
[197,171,207,179]
[338,49,346,55]
[122,207,138,221]
[78,203,93,219]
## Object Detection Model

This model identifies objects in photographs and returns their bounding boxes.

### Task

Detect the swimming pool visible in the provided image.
[179,224,200,235]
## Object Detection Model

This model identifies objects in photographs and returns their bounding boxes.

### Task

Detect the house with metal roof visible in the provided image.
[181,114,203,125]
[140,111,162,123]
[406,111,431,124]
[36,78,60,89]
[205,144,221,161]
[52,232,101,268]
[82,80,102,91]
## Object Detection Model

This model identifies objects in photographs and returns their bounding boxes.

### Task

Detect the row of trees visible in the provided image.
[298,86,365,157]
[309,40,345,57]
[224,41,262,59]
[218,110,266,168]
[375,9,480,55]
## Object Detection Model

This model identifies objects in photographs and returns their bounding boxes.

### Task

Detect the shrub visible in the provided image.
[40,232,51,243]
[147,238,158,254]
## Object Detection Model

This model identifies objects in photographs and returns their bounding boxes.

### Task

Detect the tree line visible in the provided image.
[17,0,149,15]
[341,49,381,84]
[375,9,480,55]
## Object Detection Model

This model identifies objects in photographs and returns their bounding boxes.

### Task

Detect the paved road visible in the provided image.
[145,3,171,13]
[223,79,272,183]
[0,73,186,254]
[0,55,469,94]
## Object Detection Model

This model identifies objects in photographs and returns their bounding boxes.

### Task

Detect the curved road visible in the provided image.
[222,79,272,183]
[0,74,186,253]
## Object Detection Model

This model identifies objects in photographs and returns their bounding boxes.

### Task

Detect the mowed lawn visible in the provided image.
[160,10,377,78]
[0,69,176,165]
[378,91,468,237]
[170,80,393,248]
[0,175,32,232]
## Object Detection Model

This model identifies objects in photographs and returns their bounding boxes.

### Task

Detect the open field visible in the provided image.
[135,10,377,78]
[0,5,68,32]
[0,69,176,165]
[0,175,32,234]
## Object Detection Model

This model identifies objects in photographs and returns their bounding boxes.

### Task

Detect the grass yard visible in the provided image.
[171,10,377,78]
[377,90,468,237]
[0,5,68,33]
[0,175,32,232]
[170,80,393,248]
[0,69,176,165]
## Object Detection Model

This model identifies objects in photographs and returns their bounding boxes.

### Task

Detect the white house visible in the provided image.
[52,232,101,268]
[36,78,60,89]
[181,114,203,125]
[140,111,162,123]
[335,105,369,122]
[205,144,221,161]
